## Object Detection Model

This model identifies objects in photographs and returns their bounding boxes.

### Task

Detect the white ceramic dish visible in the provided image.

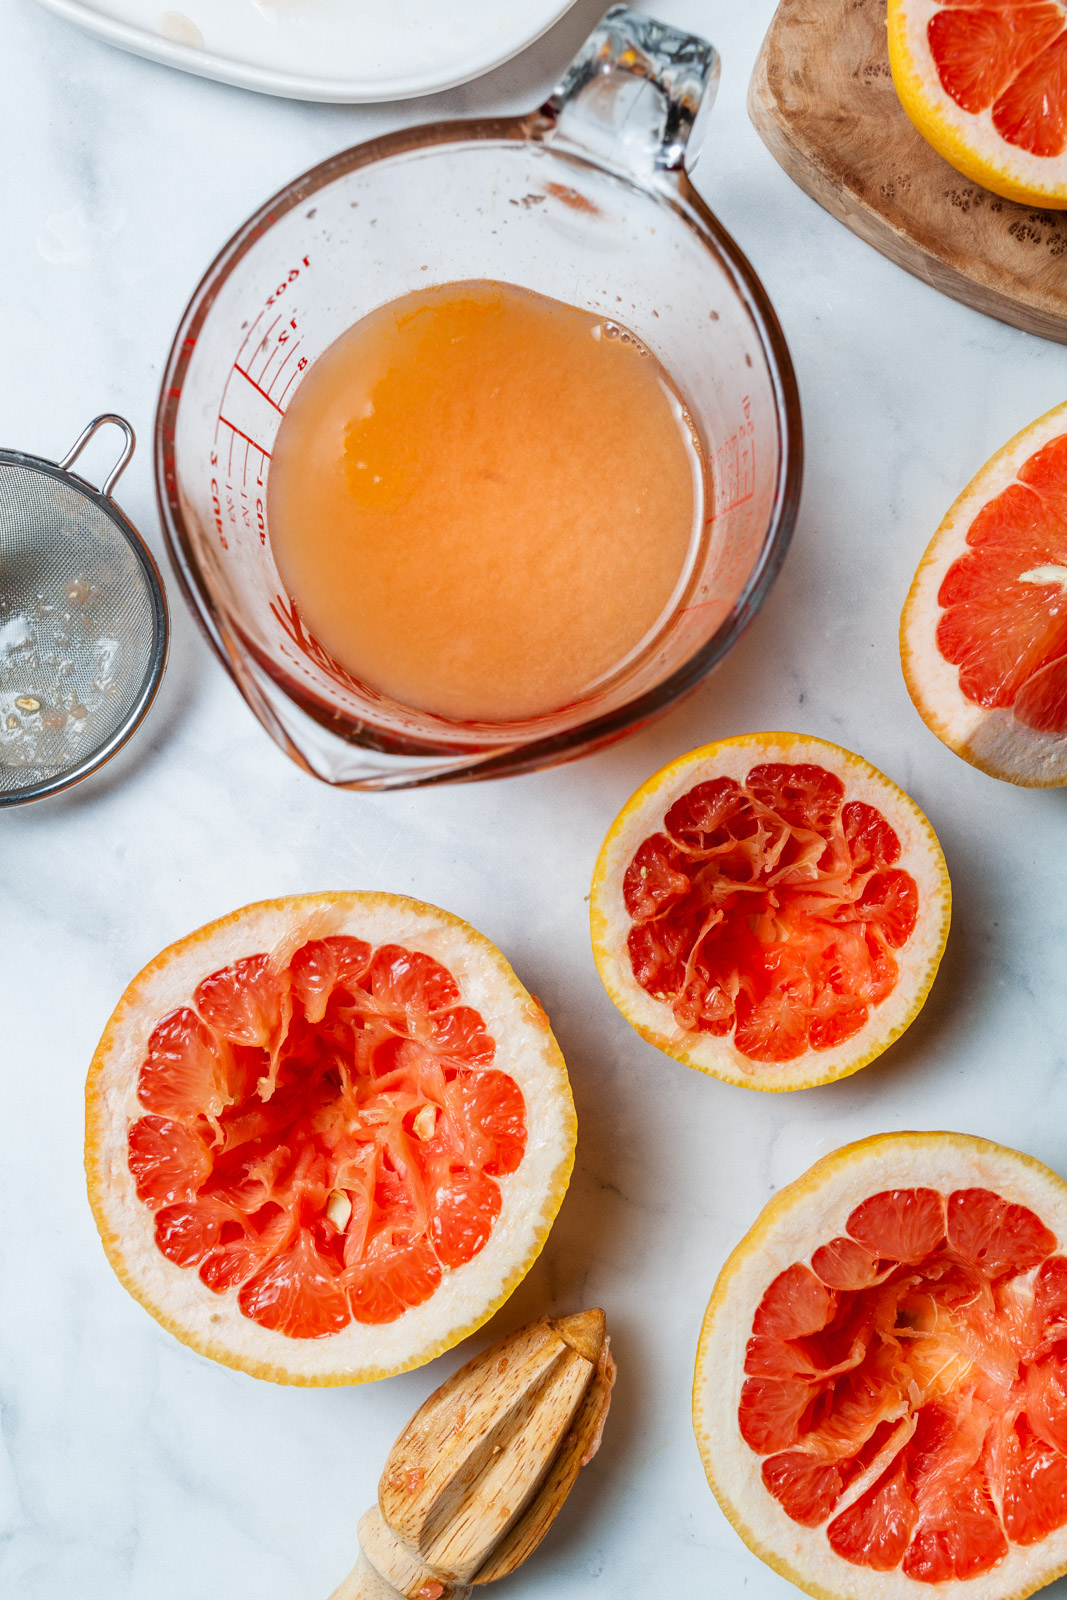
[33,0,580,101]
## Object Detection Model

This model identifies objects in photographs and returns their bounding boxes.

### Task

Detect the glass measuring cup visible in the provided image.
[156,5,803,790]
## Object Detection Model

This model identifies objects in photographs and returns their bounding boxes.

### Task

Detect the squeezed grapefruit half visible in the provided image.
[901,400,1067,787]
[695,1132,1067,1600]
[85,892,576,1385]
[888,0,1067,208]
[589,735,950,1092]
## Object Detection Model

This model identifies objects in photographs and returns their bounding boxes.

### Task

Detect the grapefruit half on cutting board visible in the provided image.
[590,735,950,1091]
[901,400,1067,786]
[86,892,576,1384]
[888,0,1067,208]
[695,1131,1067,1599]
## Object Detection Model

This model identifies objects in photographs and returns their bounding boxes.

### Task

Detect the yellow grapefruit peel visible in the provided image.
[590,733,950,1093]
[694,1131,1067,1600]
[85,891,576,1387]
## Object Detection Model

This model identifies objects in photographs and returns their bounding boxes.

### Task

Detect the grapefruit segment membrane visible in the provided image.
[888,0,1067,208]
[695,1133,1067,1600]
[901,399,1067,786]
[86,893,576,1385]
[590,735,950,1092]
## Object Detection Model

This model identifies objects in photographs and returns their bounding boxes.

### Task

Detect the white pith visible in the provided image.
[590,735,951,1092]
[86,892,576,1385]
[694,1132,1067,1600]
[890,0,1067,205]
[901,400,1067,788]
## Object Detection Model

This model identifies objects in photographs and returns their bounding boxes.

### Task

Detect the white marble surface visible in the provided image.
[3,2,1067,1597]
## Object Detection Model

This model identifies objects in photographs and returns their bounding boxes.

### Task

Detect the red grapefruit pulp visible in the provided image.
[87,894,576,1384]
[935,432,1067,736]
[591,736,950,1092]
[901,400,1067,786]
[695,1134,1067,1600]
[127,938,525,1339]
[927,3,1067,159]
[888,0,1067,208]
[742,1188,1066,1578]
[623,763,919,1063]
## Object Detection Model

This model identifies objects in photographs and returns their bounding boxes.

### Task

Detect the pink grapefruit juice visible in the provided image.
[266,280,706,723]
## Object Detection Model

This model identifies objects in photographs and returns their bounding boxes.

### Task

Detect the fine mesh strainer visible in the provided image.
[0,415,168,806]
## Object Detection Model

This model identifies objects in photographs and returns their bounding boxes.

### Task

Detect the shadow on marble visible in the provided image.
[11,593,215,819]
[823,888,980,1105]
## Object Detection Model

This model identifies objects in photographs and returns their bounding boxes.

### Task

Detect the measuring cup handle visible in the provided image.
[541,5,720,177]
[57,413,136,498]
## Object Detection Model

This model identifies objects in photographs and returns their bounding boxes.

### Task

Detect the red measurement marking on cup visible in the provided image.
[256,330,290,389]
[211,260,313,534]
[270,592,379,698]
[677,398,759,621]
[209,450,226,548]
[277,343,308,408]
[265,260,309,309]
[259,320,303,390]
[219,417,271,459]
[247,314,282,371]
[215,374,274,470]
[713,395,755,516]
[232,364,284,414]
[234,309,265,363]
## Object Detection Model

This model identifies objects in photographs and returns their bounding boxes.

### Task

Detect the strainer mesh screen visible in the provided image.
[0,462,156,796]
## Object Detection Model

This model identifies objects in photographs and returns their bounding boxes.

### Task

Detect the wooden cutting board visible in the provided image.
[748,0,1067,344]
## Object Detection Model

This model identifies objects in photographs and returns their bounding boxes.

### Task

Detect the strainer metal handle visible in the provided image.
[0,412,168,806]
[57,413,136,498]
